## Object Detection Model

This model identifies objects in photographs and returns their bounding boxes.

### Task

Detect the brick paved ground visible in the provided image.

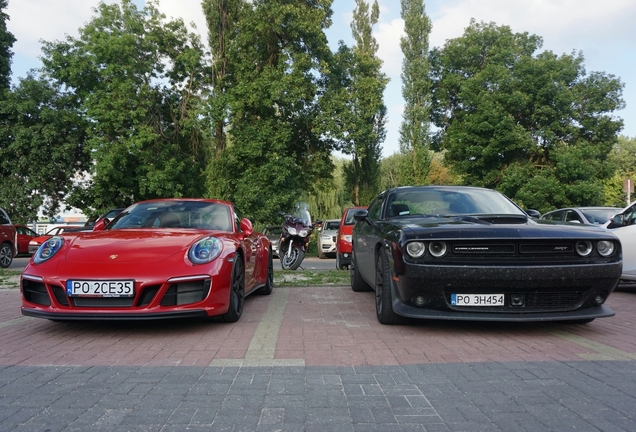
[1,286,635,431]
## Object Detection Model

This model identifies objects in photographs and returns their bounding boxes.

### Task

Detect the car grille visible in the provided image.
[72,297,135,307]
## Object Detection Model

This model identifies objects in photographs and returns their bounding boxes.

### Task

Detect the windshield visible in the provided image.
[108,201,233,231]
[292,201,312,226]
[386,188,525,218]
[581,208,621,224]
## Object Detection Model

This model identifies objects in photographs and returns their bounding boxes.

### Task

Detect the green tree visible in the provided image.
[430,20,624,212]
[398,0,432,186]
[604,136,636,207]
[206,0,336,224]
[40,0,211,215]
[202,0,245,156]
[340,0,388,205]
[0,0,14,89]
[0,75,91,223]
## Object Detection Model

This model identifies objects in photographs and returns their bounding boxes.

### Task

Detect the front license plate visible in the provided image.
[66,280,134,297]
[451,294,504,306]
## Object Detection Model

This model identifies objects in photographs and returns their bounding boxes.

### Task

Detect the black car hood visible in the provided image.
[394,214,612,240]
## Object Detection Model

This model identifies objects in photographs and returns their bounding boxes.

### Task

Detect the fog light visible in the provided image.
[594,294,606,305]
[510,294,525,306]
[412,294,429,307]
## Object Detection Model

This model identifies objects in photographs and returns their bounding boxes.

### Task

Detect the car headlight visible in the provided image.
[288,227,297,235]
[299,229,309,237]
[188,236,223,264]
[429,241,448,258]
[406,241,426,258]
[321,234,331,240]
[596,240,615,257]
[34,236,64,264]
[343,235,352,242]
[575,240,593,257]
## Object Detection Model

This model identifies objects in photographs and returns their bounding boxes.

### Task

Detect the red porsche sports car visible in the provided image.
[20,199,273,322]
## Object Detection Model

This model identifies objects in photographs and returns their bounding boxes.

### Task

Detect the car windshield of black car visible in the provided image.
[388,190,524,217]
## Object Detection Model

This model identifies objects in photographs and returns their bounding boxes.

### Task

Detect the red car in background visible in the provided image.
[20,198,273,322]
[28,226,85,255]
[15,225,38,255]
[0,208,17,268]
[336,206,366,270]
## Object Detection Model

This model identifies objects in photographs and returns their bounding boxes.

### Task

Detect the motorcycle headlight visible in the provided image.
[287,227,297,235]
[34,236,64,264]
[188,236,223,265]
[299,229,309,237]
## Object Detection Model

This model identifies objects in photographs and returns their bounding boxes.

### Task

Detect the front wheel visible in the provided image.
[350,253,372,292]
[0,243,13,268]
[256,249,274,295]
[375,251,405,325]
[220,258,245,323]
[281,244,304,270]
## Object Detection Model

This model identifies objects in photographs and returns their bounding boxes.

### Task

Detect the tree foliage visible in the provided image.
[0,75,91,222]
[205,0,336,224]
[430,20,624,212]
[398,0,432,186]
[40,0,211,216]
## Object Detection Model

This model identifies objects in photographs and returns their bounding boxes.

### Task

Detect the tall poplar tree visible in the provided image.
[343,0,388,205]
[398,0,432,186]
[0,0,15,89]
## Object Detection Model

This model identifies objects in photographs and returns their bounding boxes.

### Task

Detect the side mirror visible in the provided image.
[353,210,368,222]
[93,218,109,231]
[240,218,253,236]
[526,209,541,218]
[610,214,625,226]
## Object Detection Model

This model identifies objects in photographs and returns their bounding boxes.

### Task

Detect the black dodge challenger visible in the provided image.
[350,186,621,325]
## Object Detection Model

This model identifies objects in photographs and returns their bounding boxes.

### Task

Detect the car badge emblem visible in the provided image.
[110,254,118,260]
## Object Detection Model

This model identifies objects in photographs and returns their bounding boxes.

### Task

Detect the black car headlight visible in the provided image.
[596,240,615,257]
[575,241,593,257]
[405,241,426,258]
[188,236,222,264]
[429,241,448,258]
[34,236,64,264]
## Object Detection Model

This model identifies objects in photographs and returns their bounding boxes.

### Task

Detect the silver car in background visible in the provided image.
[316,219,340,259]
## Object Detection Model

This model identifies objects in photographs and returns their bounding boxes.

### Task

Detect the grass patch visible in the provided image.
[0,268,21,289]
[274,269,350,287]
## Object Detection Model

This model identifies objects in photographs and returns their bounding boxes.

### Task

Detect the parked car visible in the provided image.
[336,206,367,270]
[262,225,283,257]
[316,219,340,259]
[28,226,92,255]
[84,208,125,229]
[15,225,38,255]
[0,208,17,268]
[350,185,621,325]
[604,202,636,287]
[20,198,273,322]
[541,207,621,225]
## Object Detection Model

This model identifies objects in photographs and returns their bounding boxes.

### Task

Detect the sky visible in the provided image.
[6,0,636,158]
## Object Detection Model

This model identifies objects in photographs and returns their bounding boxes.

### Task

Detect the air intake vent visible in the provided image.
[477,216,527,224]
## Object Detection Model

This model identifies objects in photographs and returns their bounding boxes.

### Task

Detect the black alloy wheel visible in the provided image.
[375,250,405,325]
[221,257,245,323]
[257,249,274,295]
[0,243,13,268]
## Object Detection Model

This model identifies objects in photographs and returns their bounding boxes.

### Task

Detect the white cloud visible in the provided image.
[375,18,404,77]
[156,0,208,43]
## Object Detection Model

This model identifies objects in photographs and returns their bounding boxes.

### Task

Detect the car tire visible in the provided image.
[220,257,245,323]
[256,249,274,295]
[350,254,372,292]
[336,253,347,270]
[0,242,13,268]
[375,250,406,325]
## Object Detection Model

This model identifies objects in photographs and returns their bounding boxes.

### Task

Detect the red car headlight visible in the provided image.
[188,236,223,264]
[34,236,64,264]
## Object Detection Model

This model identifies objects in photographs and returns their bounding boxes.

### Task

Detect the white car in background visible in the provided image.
[604,203,636,287]
[316,219,340,259]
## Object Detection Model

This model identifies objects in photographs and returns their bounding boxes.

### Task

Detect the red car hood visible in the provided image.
[62,230,208,264]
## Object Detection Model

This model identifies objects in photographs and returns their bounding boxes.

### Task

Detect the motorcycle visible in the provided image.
[278,202,322,270]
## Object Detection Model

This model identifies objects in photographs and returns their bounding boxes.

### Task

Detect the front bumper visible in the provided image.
[389,261,621,320]
[22,308,209,321]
